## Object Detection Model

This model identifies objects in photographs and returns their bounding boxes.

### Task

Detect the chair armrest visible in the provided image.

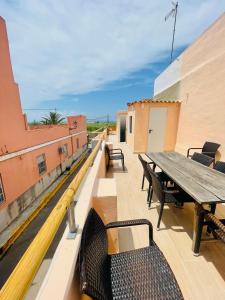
[187,147,203,157]
[110,151,123,155]
[110,148,123,154]
[105,219,153,245]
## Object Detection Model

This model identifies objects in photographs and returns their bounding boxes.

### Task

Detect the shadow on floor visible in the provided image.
[150,196,225,282]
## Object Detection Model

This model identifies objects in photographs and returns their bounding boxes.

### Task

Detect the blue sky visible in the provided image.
[42,47,185,120]
[1,0,225,121]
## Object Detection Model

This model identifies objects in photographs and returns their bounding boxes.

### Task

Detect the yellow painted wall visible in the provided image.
[176,14,225,159]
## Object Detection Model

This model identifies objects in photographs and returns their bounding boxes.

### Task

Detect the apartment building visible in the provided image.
[0,17,87,231]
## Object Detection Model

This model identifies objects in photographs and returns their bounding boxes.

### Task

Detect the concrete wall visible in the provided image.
[0,148,85,231]
[154,57,181,95]
[154,14,225,160]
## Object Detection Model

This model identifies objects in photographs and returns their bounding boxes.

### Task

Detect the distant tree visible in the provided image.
[29,120,40,126]
[41,112,65,125]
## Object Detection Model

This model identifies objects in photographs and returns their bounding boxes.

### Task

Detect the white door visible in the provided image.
[148,107,167,152]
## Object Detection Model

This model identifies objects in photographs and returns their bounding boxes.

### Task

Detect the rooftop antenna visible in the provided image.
[165,1,178,63]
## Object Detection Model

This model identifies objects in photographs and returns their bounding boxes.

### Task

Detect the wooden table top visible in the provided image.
[146,151,225,204]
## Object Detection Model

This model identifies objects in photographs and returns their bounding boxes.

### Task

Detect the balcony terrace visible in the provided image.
[1,132,225,300]
[106,134,225,300]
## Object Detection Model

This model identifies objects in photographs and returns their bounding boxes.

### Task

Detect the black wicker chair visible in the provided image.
[187,141,220,165]
[80,208,184,300]
[105,145,125,171]
[147,165,194,230]
[138,154,168,207]
[191,152,214,167]
[214,161,225,174]
[198,209,225,245]
[203,161,225,224]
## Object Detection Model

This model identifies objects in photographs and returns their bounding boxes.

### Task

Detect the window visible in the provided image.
[63,144,68,157]
[0,175,5,203]
[129,116,133,133]
[37,154,47,175]
[76,138,80,149]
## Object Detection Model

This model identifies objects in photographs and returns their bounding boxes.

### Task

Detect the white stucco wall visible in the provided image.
[154,56,181,95]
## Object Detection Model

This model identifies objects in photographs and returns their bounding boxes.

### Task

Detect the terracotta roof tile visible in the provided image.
[127,98,181,106]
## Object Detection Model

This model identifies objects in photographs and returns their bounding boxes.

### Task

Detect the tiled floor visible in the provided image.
[107,135,225,300]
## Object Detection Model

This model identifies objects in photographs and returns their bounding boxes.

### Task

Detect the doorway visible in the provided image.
[120,116,126,142]
[148,107,167,152]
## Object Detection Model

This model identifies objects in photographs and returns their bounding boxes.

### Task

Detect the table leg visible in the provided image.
[192,203,205,256]
[153,163,156,172]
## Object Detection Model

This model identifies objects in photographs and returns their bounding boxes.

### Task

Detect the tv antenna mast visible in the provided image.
[165,1,178,63]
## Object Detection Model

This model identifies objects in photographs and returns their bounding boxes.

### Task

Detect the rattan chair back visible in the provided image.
[80,209,112,300]
[138,154,152,183]
[147,164,164,203]
[191,152,214,166]
[202,142,220,158]
[214,161,225,174]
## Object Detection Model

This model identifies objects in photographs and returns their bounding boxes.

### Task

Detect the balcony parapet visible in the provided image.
[0,130,107,300]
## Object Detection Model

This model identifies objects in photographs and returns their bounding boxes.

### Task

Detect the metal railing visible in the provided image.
[0,130,107,300]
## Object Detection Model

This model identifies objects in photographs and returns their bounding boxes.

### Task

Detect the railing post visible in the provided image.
[67,200,78,239]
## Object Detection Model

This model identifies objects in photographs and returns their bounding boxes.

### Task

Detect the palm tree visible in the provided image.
[41,112,65,125]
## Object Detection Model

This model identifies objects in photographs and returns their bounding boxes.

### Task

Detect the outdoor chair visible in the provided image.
[187,141,220,165]
[214,161,225,174]
[79,208,184,300]
[200,210,225,244]
[105,145,125,171]
[148,165,194,230]
[138,154,168,207]
[191,152,214,167]
[202,161,225,223]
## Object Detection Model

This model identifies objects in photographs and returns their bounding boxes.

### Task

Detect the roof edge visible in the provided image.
[127,99,181,106]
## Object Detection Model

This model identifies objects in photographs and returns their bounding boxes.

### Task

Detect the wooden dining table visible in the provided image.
[146,151,225,255]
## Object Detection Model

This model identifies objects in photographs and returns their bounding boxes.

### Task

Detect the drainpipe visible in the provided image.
[69,128,75,163]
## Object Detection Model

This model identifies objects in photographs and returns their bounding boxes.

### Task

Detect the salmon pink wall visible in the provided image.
[0,17,87,212]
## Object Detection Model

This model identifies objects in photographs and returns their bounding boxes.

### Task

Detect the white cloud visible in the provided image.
[0,0,225,107]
